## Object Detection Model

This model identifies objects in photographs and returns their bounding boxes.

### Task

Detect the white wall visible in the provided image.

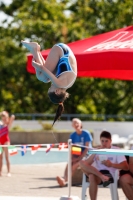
[12,120,133,145]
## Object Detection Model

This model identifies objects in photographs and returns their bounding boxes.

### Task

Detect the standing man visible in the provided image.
[80,131,128,200]
[56,118,93,187]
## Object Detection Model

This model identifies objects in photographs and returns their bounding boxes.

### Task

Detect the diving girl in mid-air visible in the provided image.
[21,41,77,124]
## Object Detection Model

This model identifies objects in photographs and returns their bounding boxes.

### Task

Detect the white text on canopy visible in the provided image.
[85,32,133,52]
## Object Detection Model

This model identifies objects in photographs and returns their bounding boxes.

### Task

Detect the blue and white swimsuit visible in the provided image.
[35,43,77,89]
[54,43,76,89]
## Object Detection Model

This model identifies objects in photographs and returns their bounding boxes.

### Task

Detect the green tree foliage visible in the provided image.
[67,0,133,40]
[65,0,133,117]
[0,0,69,113]
[0,0,133,118]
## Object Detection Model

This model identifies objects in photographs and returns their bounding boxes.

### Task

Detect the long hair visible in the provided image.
[48,91,69,126]
[52,103,64,126]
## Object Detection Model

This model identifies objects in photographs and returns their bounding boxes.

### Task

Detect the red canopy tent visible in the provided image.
[27,26,133,80]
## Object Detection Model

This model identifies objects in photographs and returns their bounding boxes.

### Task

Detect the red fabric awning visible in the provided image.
[27,26,133,80]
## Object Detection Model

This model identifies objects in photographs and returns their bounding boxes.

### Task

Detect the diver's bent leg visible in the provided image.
[21,41,45,65]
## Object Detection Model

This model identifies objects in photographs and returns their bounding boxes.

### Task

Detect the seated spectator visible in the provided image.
[80,131,128,200]
[119,146,133,200]
[56,118,93,187]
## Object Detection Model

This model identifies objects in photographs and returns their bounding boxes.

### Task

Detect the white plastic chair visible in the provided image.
[81,169,119,200]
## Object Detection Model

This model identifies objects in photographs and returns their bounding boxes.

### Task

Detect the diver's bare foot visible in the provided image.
[56,176,66,187]
[21,41,40,53]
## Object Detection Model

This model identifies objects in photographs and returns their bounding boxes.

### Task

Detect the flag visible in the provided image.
[21,145,28,156]
[31,145,41,155]
[58,143,68,150]
[72,146,81,155]
[8,146,18,156]
[46,144,54,153]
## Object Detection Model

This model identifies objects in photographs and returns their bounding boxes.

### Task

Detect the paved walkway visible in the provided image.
[0,163,127,200]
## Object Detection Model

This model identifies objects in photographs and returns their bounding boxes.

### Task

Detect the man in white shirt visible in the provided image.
[80,131,129,200]
[119,146,133,200]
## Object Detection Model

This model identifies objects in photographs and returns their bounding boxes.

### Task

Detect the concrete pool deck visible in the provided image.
[0,163,127,200]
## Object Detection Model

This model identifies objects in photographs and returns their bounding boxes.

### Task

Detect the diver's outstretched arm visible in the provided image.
[32,60,62,87]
